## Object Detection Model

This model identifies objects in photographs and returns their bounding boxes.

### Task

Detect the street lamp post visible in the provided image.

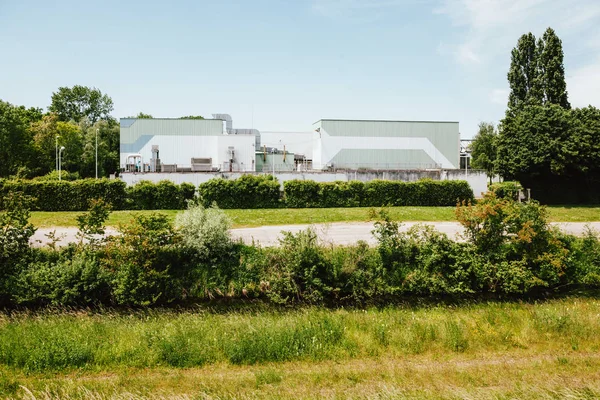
[59,146,65,181]
[271,148,275,176]
[55,135,60,173]
[95,129,99,179]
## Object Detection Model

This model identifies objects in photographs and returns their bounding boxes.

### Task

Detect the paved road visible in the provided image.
[31,222,600,248]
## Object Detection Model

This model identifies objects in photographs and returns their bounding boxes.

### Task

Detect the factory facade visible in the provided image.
[120,115,461,174]
[119,115,258,173]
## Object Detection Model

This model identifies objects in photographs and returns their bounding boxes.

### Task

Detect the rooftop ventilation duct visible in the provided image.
[212,114,233,133]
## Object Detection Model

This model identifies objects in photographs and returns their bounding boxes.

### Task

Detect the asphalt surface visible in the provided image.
[30,222,600,248]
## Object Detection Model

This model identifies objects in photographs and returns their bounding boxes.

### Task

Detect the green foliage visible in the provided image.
[537,27,570,109]
[102,213,185,306]
[49,85,114,124]
[0,179,127,211]
[507,28,569,112]
[197,175,281,209]
[33,170,80,181]
[507,32,541,111]
[456,194,570,292]
[129,112,153,119]
[175,203,232,259]
[470,122,498,180]
[489,181,523,200]
[497,103,600,203]
[0,192,36,305]
[0,100,41,177]
[263,228,337,304]
[371,210,475,295]
[499,29,598,204]
[76,198,112,237]
[126,180,195,210]
[284,179,474,208]
[13,251,111,306]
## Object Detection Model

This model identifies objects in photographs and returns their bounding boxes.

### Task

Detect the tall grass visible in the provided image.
[1,297,599,374]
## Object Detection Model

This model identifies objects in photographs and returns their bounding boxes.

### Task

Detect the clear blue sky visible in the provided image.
[1,0,599,138]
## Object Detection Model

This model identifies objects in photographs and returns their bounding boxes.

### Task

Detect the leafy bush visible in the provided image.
[197,175,281,209]
[13,250,111,306]
[0,192,36,305]
[284,179,473,208]
[456,193,570,292]
[174,203,240,298]
[489,181,523,200]
[371,210,476,295]
[102,213,186,306]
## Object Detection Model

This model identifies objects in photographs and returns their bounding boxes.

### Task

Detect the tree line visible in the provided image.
[0,86,119,179]
[470,28,600,204]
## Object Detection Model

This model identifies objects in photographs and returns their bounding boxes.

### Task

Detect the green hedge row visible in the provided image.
[126,180,196,210]
[0,179,195,211]
[0,176,475,211]
[0,179,128,211]
[197,175,281,209]
[283,179,474,208]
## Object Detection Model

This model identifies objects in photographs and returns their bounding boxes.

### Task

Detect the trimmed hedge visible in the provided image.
[197,175,281,209]
[284,179,474,208]
[0,176,474,211]
[126,180,196,210]
[0,179,128,211]
[0,179,195,211]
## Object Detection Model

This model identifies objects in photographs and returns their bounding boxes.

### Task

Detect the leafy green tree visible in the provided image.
[537,27,570,109]
[127,112,153,119]
[0,101,42,177]
[31,114,84,176]
[80,120,120,177]
[180,115,204,119]
[497,104,575,179]
[507,33,541,112]
[469,122,498,183]
[49,85,114,124]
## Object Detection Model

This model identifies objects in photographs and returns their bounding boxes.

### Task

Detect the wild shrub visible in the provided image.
[13,250,110,306]
[262,228,336,304]
[456,193,570,292]
[0,192,36,305]
[76,198,112,247]
[174,203,240,298]
[328,241,386,303]
[102,213,185,306]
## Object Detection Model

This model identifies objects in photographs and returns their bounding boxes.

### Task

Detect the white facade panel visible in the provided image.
[120,134,255,172]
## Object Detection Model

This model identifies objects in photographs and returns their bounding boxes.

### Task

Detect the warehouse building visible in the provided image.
[120,114,259,173]
[312,119,460,170]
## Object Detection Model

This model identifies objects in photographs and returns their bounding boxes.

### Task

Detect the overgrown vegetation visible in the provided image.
[1,188,600,308]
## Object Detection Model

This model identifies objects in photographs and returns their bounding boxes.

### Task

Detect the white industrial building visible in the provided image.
[312,119,460,170]
[120,114,259,173]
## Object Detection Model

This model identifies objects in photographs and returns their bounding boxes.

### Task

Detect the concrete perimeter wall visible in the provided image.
[121,169,491,198]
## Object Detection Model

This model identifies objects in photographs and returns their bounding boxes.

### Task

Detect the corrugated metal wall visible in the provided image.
[313,119,460,169]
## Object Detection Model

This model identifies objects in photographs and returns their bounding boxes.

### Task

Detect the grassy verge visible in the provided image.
[1,296,600,398]
[27,205,600,228]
